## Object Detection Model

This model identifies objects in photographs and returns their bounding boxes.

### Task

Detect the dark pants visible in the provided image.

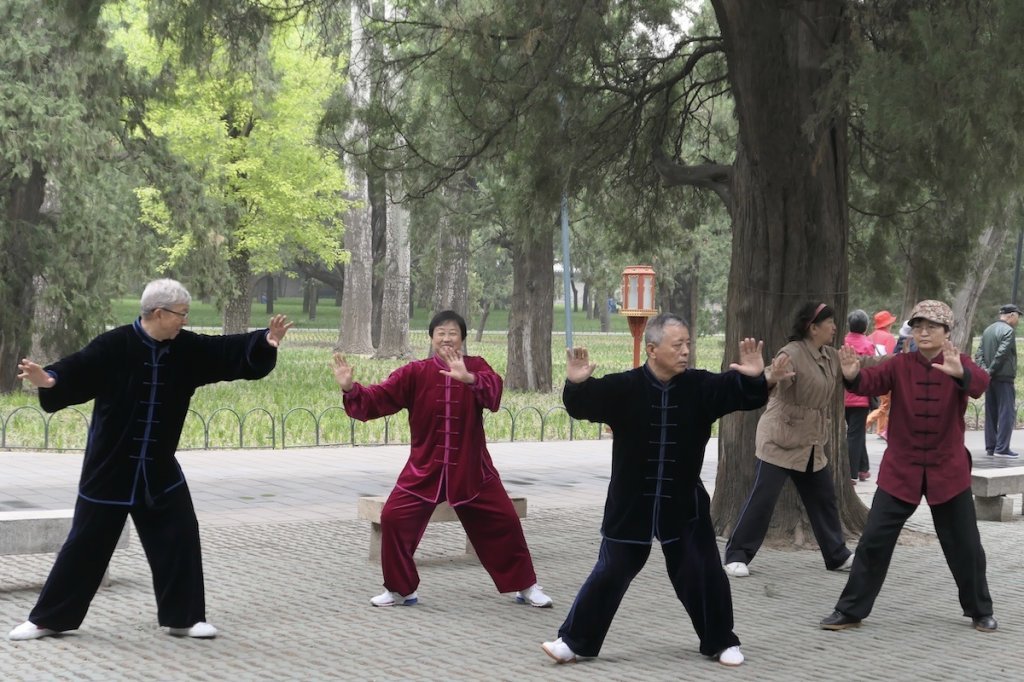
[984,379,1016,454]
[558,488,739,657]
[845,406,870,479]
[835,488,992,620]
[29,483,206,632]
[725,456,850,569]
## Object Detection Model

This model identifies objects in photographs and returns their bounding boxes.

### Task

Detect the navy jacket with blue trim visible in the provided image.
[38,320,277,505]
[563,364,768,543]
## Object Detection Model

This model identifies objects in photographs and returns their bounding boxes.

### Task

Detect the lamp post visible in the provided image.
[620,265,657,367]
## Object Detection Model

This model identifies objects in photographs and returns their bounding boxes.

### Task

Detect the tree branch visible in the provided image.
[652,148,732,208]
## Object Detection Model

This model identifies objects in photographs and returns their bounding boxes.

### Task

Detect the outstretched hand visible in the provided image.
[728,338,766,377]
[837,344,862,380]
[934,340,964,378]
[437,346,475,383]
[764,352,794,387]
[266,314,295,348]
[17,358,56,389]
[331,352,355,392]
[566,347,597,384]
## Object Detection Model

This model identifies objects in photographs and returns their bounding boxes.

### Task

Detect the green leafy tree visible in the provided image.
[110,2,350,333]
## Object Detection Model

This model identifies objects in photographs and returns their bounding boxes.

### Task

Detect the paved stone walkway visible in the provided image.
[1,432,1021,680]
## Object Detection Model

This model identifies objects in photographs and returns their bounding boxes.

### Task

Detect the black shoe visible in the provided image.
[973,615,998,632]
[985,450,994,456]
[820,610,861,630]
[994,451,1020,458]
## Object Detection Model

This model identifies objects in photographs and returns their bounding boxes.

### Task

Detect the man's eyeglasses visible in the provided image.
[159,307,189,319]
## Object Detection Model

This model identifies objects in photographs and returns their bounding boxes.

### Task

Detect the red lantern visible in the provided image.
[620,266,657,368]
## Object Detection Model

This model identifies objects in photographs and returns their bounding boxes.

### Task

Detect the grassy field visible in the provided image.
[0,331,730,451]
[108,298,635,334]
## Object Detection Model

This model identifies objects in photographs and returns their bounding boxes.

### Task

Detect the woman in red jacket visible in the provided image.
[820,300,998,633]
[844,310,877,483]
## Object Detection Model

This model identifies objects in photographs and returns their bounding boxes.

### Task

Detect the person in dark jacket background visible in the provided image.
[540,312,791,668]
[975,303,1021,458]
[9,279,292,641]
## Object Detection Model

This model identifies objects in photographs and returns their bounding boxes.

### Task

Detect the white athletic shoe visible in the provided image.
[167,622,218,638]
[724,562,750,577]
[8,621,57,641]
[837,554,855,571]
[515,584,553,608]
[370,589,419,607]
[541,637,577,664]
[718,645,744,666]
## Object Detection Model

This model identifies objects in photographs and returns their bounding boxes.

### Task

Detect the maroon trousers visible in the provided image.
[379,476,537,595]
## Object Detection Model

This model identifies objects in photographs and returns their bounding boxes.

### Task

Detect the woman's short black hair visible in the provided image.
[788,301,836,341]
[428,310,467,340]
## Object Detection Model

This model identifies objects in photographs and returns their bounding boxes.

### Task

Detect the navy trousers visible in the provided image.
[29,482,206,631]
[558,488,739,658]
[835,488,992,620]
[845,406,870,479]
[984,379,1016,454]
[725,456,851,569]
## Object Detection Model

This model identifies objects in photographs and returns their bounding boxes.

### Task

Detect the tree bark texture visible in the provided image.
[505,226,554,392]
[0,163,46,393]
[710,0,868,542]
[369,169,387,346]
[431,186,470,318]
[337,166,376,354]
[222,253,253,334]
[376,194,413,359]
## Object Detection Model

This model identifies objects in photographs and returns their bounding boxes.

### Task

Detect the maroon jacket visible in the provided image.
[846,351,988,505]
[343,355,503,505]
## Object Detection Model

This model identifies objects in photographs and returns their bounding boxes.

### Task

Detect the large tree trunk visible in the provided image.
[376,194,413,359]
[336,0,376,354]
[506,225,554,391]
[432,185,470,317]
[223,253,253,334]
[337,167,376,353]
[369,169,387,346]
[0,162,46,393]
[710,1,867,543]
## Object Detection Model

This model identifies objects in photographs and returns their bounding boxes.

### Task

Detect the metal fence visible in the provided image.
[0,405,605,452]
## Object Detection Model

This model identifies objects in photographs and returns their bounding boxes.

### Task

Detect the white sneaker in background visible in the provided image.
[167,621,218,638]
[717,645,744,666]
[541,637,577,664]
[370,589,419,607]
[515,584,553,608]
[8,621,57,641]
[724,562,750,577]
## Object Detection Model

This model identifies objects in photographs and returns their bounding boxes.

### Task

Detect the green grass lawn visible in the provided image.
[1,330,729,451]
[109,297,635,333]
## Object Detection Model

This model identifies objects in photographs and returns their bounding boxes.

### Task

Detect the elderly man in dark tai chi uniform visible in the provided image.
[9,278,292,641]
[541,312,791,668]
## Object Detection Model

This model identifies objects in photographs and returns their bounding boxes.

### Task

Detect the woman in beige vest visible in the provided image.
[723,302,854,577]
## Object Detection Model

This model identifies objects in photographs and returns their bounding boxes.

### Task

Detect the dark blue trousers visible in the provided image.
[845,406,870,479]
[558,488,739,658]
[29,482,206,631]
[984,379,1016,454]
[835,488,992,620]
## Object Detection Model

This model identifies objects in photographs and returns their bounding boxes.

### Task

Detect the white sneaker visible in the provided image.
[515,584,553,608]
[541,637,577,664]
[370,589,419,607]
[167,621,218,638]
[8,621,57,641]
[724,562,750,577]
[718,645,744,666]
[837,554,854,571]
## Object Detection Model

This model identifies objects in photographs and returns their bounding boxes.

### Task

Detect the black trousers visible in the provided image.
[835,487,993,620]
[558,487,739,658]
[29,482,206,631]
[724,455,851,569]
[845,406,870,478]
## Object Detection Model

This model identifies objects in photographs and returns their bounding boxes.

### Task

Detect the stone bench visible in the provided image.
[356,494,527,562]
[0,509,131,586]
[972,470,1024,522]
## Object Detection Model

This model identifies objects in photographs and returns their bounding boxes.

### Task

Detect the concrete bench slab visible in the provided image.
[0,509,131,586]
[356,494,527,562]
[971,469,1024,522]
